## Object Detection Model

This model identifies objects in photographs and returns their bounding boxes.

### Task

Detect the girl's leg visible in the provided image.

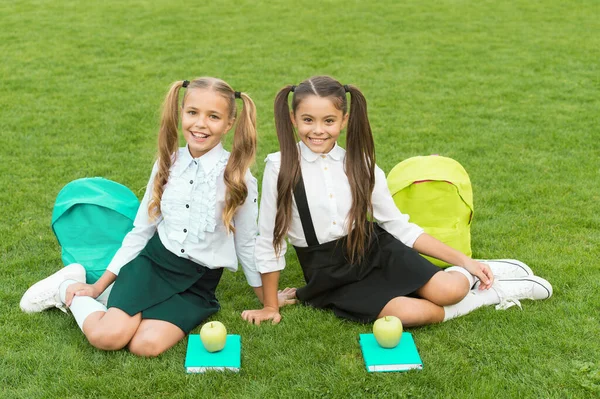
[416,269,471,306]
[80,307,142,351]
[60,280,142,351]
[127,320,186,357]
[378,268,498,327]
[378,296,445,327]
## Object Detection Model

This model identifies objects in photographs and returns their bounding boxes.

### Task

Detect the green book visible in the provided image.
[359,332,423,372]
[184,334,241,373]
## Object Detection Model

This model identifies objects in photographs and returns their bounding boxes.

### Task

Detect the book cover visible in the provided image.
[359,332,423,372]
[184,334,241,373]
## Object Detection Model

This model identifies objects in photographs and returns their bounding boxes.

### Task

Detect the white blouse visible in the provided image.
[106,143,262,287]
[255,141,424,273]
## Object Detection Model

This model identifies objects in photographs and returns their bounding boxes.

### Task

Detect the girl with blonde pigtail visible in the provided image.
[21,77,295,356]
[243,75,552,327]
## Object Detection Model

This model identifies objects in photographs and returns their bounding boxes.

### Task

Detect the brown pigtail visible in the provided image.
[344,84,375,263]
[272,85,300,256]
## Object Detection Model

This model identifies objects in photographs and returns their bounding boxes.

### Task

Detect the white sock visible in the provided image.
[443,288,500,322]
[95,283,114,307]
[473,287,501,306]
[58,279,107,331]
[59,279,77,304]
[445,266,475,288]
[69,296,107,331]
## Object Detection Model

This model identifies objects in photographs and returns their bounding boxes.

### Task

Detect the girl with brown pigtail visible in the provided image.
[20,77,295,356]
[242,75,552,326]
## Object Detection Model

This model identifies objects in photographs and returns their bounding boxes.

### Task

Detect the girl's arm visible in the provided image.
[372,165,493,288]
[242,271,282,325]
[105,162,159,276]
[252,286,297,307]
[63,270,117,307]
[413,233,493,289]
[241,155,287,324]
[231,171,263,289]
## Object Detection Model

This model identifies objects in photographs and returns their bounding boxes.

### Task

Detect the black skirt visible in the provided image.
[107,233,223,334]
[295,224,442,323]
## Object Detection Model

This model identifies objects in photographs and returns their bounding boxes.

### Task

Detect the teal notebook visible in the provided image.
[359,333,423,372]
[184,334,241,373]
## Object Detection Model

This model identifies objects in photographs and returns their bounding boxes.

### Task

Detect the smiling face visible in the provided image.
[291,95,348,154]
[181,88,234,158]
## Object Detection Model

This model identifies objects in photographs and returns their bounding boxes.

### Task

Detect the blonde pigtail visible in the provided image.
[148,80,185,220]
[222,92,257,233]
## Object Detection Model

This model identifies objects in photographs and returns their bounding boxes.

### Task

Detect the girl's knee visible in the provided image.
[85,326,133,351]
[379,297,414,320]
[128,331,169,357]
[438,283,469,305]
[379,296,444,326]
[419,273,469,306]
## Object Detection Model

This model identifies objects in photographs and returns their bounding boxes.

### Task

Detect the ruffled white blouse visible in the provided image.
[106,143,261,287]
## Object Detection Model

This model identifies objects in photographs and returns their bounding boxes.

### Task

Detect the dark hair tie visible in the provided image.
[343,84,350,93]
[234,91,242,99]
[291,85,296,92]
[182,80,190,88]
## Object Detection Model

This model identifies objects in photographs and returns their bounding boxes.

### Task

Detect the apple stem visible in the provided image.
[384,316,390,322]
[209,322,213,328]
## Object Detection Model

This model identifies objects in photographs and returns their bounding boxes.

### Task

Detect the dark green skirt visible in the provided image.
[107,233,223,334]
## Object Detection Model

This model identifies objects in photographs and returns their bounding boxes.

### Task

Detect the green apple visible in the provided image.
[372,316,403,348]
[199,321,227,353]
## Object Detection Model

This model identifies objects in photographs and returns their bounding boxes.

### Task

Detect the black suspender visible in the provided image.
[293,172,319,247]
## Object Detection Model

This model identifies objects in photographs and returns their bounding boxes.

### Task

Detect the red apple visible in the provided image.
[373,316,403,348]
[200,321,227,352]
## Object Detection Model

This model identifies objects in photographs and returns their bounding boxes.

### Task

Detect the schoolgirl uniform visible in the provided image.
[255,141,442,323]
[106,143,262,333]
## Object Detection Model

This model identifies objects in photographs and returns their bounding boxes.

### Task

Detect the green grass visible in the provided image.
[1,0,599,397]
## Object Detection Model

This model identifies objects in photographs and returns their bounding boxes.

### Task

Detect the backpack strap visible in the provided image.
[293,172,319,247]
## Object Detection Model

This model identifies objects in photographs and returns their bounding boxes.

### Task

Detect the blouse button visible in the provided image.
[333,221,337,225]
[189,180,194,184]
[183,228,187,233]
[321,155,326,159]
[186,204,190,208]
[324,167,328,170]
[181,249,185,253]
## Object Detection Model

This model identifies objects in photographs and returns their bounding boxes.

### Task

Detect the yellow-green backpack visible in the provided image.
[387,155,473,267]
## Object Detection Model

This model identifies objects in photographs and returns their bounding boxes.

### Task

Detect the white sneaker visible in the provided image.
[478,259,534,279]
[492,276,553,310]
[20,263,86,313]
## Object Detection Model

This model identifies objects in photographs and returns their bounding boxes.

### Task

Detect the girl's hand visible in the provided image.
[462,258,494,290]
[241,307,282,325]
[278,287,298,307]
[64,282,101,307]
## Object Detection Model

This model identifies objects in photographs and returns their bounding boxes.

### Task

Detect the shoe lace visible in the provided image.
[31,291,68,313]
[492,281,523,311]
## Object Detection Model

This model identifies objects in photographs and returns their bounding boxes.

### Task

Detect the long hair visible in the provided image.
[272,76,375,263]
[148,77,257,234]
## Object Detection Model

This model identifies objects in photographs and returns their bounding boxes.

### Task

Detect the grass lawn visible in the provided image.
[1,0,598,397]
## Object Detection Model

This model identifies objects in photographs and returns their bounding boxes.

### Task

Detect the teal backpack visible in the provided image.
[386,155,474,267]
[51,178,140,283]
